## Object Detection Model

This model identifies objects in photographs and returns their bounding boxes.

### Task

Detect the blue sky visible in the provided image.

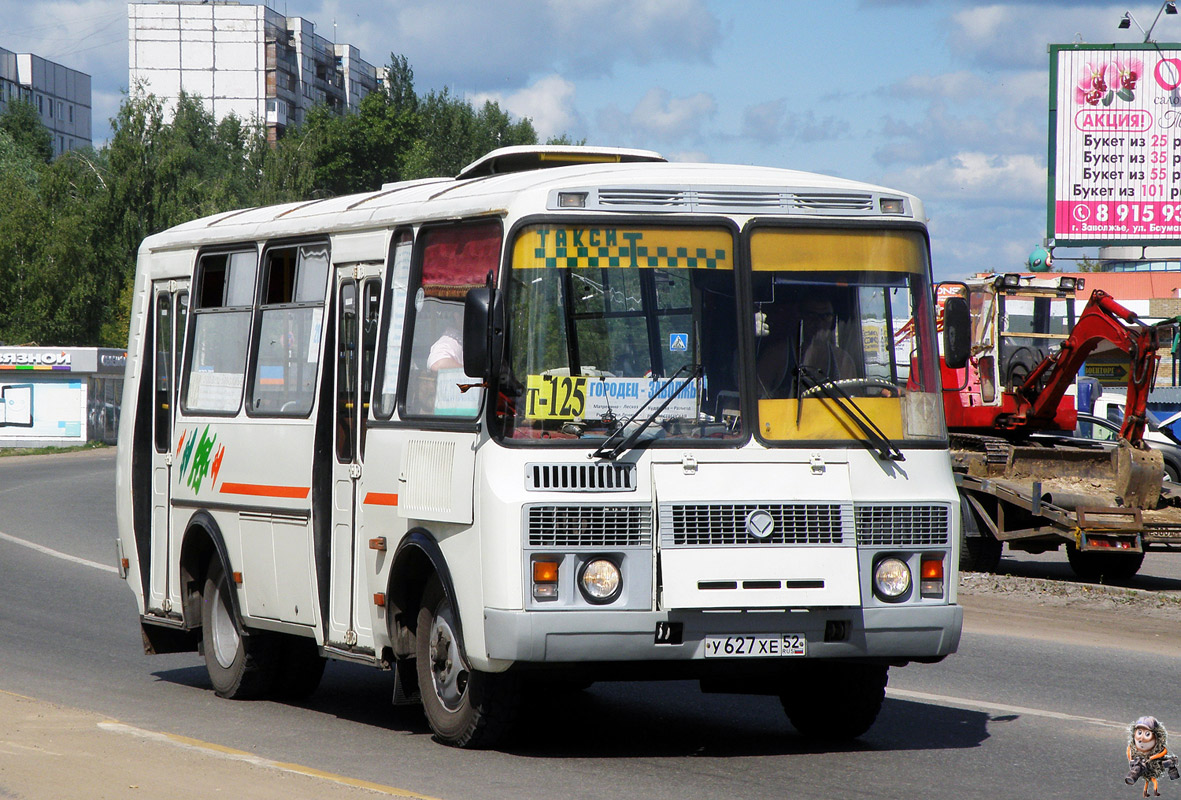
[2,0,1174,279]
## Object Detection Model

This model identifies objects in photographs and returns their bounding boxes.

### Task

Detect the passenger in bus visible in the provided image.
[427,303,464,371]
[756,294,856,397]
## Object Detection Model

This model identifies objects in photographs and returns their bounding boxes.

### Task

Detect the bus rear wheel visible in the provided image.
[780,662,888,741]
[201,558,277,699]
[415,577,518,748]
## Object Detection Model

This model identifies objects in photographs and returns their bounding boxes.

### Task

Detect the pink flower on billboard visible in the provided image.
[1076,60,1141,107]
[1075,62,1108,106]
[1114,57,1142,97]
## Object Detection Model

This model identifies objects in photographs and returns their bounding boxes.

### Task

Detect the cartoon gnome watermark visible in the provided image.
[1126,716,1180,797]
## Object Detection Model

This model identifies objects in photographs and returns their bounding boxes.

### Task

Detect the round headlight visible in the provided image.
[578,558,622,604]
[874,558,911,600]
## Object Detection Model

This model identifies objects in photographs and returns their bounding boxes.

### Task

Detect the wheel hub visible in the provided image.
[209,580,239,669]
[428,613,468,710]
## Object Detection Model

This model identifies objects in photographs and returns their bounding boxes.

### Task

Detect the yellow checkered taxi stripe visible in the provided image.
[513,226,733,269]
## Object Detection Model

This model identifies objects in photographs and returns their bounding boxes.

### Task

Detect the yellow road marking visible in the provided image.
[98,721,443,799]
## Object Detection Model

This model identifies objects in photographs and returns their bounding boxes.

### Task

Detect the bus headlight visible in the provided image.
[578,558,622,604]
[873,558,911,600]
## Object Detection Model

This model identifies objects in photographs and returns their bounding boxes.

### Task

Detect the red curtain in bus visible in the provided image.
[421,222,502,298]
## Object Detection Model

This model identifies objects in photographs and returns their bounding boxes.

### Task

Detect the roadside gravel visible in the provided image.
[960,570,1181,617]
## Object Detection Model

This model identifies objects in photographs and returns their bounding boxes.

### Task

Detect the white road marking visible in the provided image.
[888,687,1126,730]
[0,530,118,574]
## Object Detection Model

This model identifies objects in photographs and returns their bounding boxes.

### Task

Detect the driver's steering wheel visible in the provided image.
[801,377,899,399]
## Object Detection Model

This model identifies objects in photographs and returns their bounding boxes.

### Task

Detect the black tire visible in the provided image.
[780,662,889,741]
[1165,462,1180,484]
[959,498,1002,573]
[1066,544,1145,582]
[273,634,326,701]
[415,577,519,748]
[200,558,277,699]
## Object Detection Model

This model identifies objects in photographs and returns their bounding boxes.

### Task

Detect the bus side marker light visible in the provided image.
[232,571,243,584]
[533,560,559,599]
[374,593,386,607]
[369,537,387,551]
[920,556,944,598]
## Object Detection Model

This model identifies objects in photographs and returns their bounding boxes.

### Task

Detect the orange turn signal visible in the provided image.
[533,560,559,583]
[920,558,943,580]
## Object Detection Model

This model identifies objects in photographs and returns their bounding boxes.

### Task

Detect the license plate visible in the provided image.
[703,634,805,658]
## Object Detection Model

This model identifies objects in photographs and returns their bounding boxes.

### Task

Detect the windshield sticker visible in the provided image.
[514,227,732,270]
[525,374,702,421]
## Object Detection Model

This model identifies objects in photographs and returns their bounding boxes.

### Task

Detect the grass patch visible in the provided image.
[0,441,110,458]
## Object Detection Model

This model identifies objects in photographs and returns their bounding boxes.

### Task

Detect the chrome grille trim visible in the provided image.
[659,503,852,547]
[525,504,652,548]
[854,504,951,547]
[525,462,637,492]
[556,186,898,216]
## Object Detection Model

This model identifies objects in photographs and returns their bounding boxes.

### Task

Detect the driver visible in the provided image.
[756,294,856,397]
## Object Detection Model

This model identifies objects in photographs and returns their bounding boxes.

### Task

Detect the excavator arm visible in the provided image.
[1014,290,1164,444]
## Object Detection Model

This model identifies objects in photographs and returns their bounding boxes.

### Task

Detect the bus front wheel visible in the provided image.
[415,577,518,748]
[201,558,276,699]
[780,662,888,741]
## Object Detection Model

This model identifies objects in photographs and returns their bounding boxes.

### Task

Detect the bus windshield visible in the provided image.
[748,227,945,444]
[500,224,742,443]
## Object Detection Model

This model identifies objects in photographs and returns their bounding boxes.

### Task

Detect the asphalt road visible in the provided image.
[1,448,1178,800]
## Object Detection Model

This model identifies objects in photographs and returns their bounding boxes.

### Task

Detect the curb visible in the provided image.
[959,572,1181,604]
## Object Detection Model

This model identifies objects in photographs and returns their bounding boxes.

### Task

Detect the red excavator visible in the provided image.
[938,273,1181,580]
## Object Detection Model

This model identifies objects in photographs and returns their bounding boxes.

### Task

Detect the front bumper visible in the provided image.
[483,603,962,663]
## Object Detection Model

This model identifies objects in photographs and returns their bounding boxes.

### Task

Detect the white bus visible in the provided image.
[116,145,964,748]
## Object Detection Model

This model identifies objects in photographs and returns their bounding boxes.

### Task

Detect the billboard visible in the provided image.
[1050,43,1181,246]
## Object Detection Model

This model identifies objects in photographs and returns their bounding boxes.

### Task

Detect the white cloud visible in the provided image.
[883,151,1044,202]
[947,4,1148,70]
[629,87,716,138]
[471,75,580,141]
[875,68,1046,166]
[318,0,720,91]
[665,149,709,163]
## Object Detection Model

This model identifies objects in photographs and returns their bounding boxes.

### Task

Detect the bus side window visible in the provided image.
[183,250,257,414]
[401,221,502,419]
[248,244,329,416]
[374,230,412,419]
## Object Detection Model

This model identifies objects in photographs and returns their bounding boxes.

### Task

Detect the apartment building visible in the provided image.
[129,1,381,142]
[0,46,92,156]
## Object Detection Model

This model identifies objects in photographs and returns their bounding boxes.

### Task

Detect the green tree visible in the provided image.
[0,98,53,163]
[402,87,537,179]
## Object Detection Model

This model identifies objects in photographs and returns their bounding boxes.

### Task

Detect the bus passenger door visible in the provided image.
[328,267,382,650]
[148,281,188,616]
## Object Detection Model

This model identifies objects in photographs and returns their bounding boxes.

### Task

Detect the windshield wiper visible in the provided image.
[591,364,700,461]
[797,366,904,462]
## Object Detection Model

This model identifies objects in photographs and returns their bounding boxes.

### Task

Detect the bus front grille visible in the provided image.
[525,462,637,492]
[526,504,652,548]
[659,503,849,547]
[854,504,951,547]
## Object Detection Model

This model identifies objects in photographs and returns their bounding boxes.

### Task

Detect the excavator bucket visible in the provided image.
[956,435,1165,512]
[1114,439,1165,510]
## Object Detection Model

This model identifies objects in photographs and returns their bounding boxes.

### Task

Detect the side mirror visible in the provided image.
[942,296,971,370]
[463,287,504,379]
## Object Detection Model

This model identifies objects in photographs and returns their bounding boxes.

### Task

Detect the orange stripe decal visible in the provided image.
[220,482,310,499]
[363,492,399,506]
